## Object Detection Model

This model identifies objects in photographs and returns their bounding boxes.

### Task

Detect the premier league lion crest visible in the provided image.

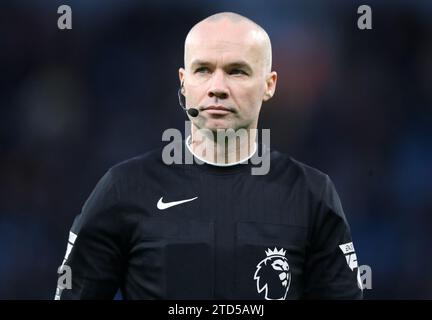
[254,247,291,300]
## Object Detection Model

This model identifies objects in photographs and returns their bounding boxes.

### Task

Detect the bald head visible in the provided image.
[184,12,273,74]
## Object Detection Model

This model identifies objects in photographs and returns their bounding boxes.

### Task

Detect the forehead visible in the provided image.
[185,21,266,68]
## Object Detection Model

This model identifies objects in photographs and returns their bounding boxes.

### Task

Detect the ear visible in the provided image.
[179,67,185,87]
[263,71,277,102]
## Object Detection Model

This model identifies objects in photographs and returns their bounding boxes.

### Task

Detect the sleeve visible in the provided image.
[55,169,127,300]
[302,175,363,299]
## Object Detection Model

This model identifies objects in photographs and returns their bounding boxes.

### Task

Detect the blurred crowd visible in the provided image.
[0,0,431,298]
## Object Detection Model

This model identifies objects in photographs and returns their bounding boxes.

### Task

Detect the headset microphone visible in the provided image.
[187,107,199,117]
[178,84,199,117]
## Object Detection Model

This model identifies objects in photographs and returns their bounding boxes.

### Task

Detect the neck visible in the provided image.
[189,125,257,166]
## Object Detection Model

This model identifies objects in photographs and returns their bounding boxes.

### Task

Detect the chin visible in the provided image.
[204,119,235,132]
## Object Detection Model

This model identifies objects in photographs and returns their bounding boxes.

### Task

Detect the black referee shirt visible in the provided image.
[55,140,363,299]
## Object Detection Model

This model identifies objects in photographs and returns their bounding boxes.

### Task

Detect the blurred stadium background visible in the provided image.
[0,0,431,299]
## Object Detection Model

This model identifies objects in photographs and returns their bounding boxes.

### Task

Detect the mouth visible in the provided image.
[201,105,233,116]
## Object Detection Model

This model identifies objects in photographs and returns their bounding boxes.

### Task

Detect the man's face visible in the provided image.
[179,20,276,132]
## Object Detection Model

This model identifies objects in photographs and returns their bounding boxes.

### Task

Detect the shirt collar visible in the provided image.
[185,135,257,167]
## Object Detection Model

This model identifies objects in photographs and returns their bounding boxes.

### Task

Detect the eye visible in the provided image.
[195,67,210,74]
[229,69,247,75]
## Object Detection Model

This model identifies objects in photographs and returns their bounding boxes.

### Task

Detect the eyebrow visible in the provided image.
[190,59,253,73]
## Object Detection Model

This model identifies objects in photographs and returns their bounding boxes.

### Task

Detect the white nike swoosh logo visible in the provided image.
[157,196,198,210]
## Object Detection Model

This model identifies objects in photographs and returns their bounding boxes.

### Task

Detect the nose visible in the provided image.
[207,69,229,100]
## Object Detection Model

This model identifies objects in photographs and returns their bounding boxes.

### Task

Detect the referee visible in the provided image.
[55,12,363,300]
